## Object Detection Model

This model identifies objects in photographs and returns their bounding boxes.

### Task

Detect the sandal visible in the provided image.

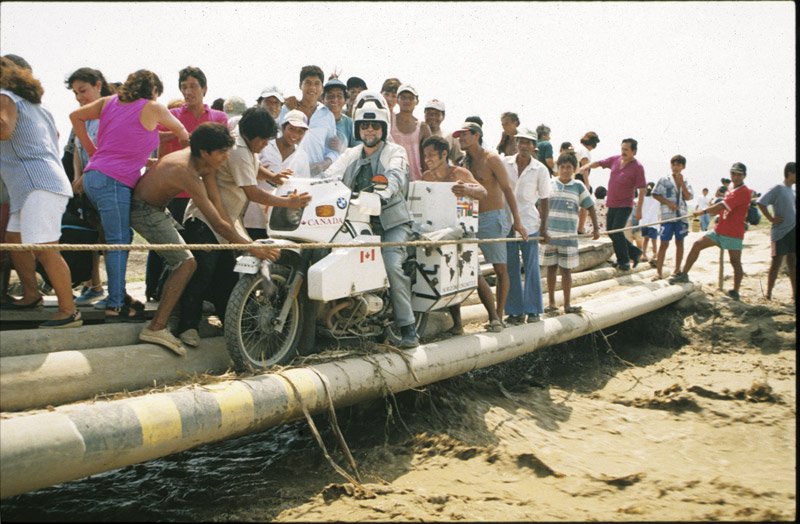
[544,305,559,315]
[484,319,504,333]
[564,305,583,314]
[39,311,82,329]
[1,296,44,310]
[105,303,145,323]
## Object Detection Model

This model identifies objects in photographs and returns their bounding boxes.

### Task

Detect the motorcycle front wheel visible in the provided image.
[224,265,316,372]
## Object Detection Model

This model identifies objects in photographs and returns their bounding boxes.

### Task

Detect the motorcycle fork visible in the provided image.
[274,270,304,333]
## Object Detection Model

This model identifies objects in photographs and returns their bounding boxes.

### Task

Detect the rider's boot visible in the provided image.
[399,324,420,349]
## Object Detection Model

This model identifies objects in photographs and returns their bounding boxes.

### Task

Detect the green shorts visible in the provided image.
[706,231,743,251]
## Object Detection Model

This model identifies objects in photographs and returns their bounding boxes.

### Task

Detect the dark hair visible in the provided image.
[785,162,796,177]
[702,187,709,192]
[535,123,550,137]
[556,152,577,168]
[178,66,207,89]
[464,115,484,144]
[560,141,574,152]
[300,65,324,84]
[211,97,225,111]
[0,56,43,103]
[500,112,519,125]
[65,67,113,96]
[670,154,686,166]
[422,135,450,156]
[189,122,234,157]
[380,77,401,94]
[594,186,607,199]
[3,54,32,71]
[238,106,277,141]
[622,138,638,153]
[109,82,122,94]
[117,69,163,103]
[580,131,600,147]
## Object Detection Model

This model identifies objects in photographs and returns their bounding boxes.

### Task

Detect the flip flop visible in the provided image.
[484,319,504,333]
[1,297,44,310]
[564,305,583,314]
[544,305,559,315]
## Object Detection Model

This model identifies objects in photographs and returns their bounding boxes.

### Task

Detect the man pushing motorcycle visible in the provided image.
[323,91,419,348]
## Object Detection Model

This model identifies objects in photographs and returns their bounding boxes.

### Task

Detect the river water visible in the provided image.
[0,421,317,522]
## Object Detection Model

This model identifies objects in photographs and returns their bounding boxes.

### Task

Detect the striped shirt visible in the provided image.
[0,89,72,214]
[653,174,693,222]
[546,178,594,247]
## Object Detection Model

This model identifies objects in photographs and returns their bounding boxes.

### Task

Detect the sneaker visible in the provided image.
[75,286,105,306]
[93,298,108,310]
[39,311,82,329]
[398,324,420,349]
[526,314,541,323]
[669,272,690,284]
[726,289,740,300]
[179,328,200,348]
[505,314,526,326]
[140,327,187,356]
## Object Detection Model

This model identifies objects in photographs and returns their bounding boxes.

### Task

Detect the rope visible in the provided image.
[0,213,694,252]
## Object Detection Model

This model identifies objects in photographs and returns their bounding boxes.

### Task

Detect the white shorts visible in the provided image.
[7,190,68,243]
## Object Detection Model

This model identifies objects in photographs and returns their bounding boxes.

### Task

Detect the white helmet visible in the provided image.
[353,90,390,142]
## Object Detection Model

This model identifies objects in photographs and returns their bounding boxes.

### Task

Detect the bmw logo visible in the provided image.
[336,197,347,209]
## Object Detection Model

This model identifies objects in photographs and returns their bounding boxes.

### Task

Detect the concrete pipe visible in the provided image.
[0,281,692,499]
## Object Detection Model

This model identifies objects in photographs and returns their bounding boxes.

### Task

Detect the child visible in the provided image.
[652,155,694,280]
[640,182,660,263]
[542,153,599,315]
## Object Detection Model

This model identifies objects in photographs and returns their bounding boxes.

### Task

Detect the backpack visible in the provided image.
[746,203,761,226]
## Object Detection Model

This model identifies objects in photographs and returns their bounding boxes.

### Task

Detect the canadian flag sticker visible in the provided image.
[360,249,375,263]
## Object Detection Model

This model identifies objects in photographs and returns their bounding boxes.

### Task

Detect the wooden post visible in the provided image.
[718,247,725,289]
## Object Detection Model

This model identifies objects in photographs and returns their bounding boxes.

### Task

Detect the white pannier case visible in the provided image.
[406,181,479,312]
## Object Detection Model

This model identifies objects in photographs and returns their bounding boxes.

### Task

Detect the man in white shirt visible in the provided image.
[502,128,550,324]
[694,187,711,231]
[423,99,463,165]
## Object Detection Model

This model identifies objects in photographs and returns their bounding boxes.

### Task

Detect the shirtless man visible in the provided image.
[453,121,527,332]
[421,135,487,335]
[131,122,278,356]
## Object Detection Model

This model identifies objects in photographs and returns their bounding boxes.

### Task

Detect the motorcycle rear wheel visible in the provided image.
[224,265,315,372]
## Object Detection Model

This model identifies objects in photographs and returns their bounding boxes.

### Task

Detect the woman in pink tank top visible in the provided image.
[390,85,431,182]
[70,70,188,320]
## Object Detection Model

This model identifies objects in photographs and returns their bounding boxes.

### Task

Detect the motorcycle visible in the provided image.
[224,177,479,372]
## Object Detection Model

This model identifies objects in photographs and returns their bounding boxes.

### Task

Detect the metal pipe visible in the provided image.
[0,281,692,499]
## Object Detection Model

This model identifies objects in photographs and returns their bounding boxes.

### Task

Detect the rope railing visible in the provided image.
[0,213,694,252]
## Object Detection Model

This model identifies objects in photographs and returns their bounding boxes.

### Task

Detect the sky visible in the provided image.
[1,1,795,198]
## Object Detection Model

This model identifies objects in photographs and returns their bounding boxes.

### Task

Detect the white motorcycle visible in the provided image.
[224,177,479,372]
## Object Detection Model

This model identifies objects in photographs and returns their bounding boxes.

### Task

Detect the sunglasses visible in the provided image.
[359,122,382,130]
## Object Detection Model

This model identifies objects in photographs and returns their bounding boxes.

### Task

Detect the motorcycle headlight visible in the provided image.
[269,206,304,231]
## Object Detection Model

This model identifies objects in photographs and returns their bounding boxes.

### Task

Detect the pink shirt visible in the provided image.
[160,103,227,197]
[599,155,647,208]
[85,96,158,188]
[390,120,423,182]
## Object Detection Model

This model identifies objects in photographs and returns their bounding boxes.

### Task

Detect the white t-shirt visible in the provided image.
[243,139,311,229]
[503,154,551,234]
[641,195,660,226]
[694,194,710,211]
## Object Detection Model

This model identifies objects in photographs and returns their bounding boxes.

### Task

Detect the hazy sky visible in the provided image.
[1,1,795,196]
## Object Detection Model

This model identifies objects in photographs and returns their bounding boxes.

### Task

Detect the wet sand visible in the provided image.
[229,225,795,522]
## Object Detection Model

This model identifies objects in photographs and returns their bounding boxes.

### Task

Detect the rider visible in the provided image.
[324,91,419,349]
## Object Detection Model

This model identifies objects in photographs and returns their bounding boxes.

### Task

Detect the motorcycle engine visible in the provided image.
[323,293,385,338]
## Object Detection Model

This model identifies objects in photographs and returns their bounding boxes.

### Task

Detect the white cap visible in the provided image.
[424,99,445,112]
[281,109,309,129]
[397,84,418,98]
[258,86,284,103]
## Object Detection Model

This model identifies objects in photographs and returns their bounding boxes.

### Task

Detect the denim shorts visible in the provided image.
[478,209,510,264]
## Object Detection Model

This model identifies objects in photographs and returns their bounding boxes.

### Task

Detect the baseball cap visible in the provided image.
[730,162,747,175]
[281,109,309,129]
[424,99,446,112]
[346,76,367,90]
[258,86,284,103]
[397,84,418,98]
[452,122,483,137]
[323,78,347,94]
[515,127,538,142]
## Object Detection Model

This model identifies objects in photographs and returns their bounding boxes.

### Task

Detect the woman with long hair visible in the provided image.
[70,69,189,322]
[0,56,82,327]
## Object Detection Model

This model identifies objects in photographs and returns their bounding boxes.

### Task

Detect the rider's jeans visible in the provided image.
[381,222,415,328]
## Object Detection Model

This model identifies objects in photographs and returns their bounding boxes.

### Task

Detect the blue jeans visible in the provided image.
[382,222,415,327]
[83,170,132,308]
[699,213,710,231]
[606,207,641,268]
[506,233,543,316]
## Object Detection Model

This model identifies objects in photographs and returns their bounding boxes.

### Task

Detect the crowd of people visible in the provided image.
[1,56,795,357]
